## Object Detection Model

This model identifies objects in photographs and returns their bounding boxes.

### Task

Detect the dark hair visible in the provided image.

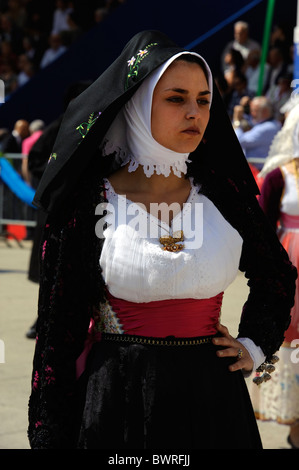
[227,48,244,70]
[233,70,247,84]
[174,53,210,86]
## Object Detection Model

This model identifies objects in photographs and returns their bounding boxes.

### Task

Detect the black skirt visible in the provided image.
[77,334,262,449]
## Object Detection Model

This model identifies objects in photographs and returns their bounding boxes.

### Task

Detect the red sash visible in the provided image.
[76,291,223,379]
[280,212,299,229]
[106,290,223,338]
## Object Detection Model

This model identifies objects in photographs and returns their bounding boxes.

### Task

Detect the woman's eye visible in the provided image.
[166,96,210,106]
[167,96,184,103]
[197,99,210,105]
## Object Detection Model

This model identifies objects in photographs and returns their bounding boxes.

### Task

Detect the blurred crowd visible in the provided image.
[214,20,295,186]
[0,17,296,189]
[218,20,294,122]
[0,0,125,97]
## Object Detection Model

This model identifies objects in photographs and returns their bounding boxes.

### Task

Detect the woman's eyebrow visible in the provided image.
[165,88,211,96]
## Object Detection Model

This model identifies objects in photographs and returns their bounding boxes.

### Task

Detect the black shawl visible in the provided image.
[28,30,297,449]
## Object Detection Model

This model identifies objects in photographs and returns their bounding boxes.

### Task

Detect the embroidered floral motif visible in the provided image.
[76,111,101,141]
[41,240,47,260]
[32,370,39,391]
[67,216,76,229]
[125,42,158,90]
[44,365,55,385]
[48,153,57,163]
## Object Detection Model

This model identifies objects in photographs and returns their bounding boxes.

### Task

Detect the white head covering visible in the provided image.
[279,93,299,115]
[259,102,299,177]
[101,52,213,177]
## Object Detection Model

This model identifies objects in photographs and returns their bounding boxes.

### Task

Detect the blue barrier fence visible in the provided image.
[0,155,36,239]
[0,156,35,208]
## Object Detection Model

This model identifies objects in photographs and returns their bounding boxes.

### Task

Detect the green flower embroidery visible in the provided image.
[76,112,101,140]
[125,42,158,90]
[48,153,57,163]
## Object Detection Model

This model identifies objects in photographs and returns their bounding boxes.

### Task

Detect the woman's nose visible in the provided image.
[185,101,200,119]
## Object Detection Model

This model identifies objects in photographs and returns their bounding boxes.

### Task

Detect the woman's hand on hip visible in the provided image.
[212,323,254,373]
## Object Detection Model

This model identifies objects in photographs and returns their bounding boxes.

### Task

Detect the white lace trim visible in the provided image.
[101,138,131,164]
[127,156,191,178]
[99,299,124,334]
[101,138,190,178]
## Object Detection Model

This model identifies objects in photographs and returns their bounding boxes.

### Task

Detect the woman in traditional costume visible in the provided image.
[28,30,296,449]
[251,103,299,448]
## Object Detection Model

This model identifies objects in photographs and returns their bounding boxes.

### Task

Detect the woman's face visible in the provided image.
[151,60,210,153]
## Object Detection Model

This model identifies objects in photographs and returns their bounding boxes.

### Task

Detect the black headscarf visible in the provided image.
[33,29,259,214]
[28,31,296,450]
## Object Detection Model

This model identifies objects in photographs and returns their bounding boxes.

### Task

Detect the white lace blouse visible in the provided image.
[100,178,243,302]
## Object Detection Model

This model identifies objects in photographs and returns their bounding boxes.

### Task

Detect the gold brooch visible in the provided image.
[159,230,184,252]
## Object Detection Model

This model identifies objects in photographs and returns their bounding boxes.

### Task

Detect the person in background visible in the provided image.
[0,58,18,96]
[25,81,91,339]
[16,53,35,87]
[1,118,29,170]
[234,96,281,170]
[21,119,45,184]
[251,103,299,449]
[51,0,73,35]
[243,49,270,96]
[221,21,260,71]
[263,46,289,95]
[226,71,253,120]
[1,118,29,222]
[39,32,67,69]
[223,48,244,87]
[266,73,292,123]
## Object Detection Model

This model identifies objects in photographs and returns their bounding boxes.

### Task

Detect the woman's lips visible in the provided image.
[182,127,200,135]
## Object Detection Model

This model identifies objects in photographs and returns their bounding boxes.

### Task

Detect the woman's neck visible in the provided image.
[108,163,190,197]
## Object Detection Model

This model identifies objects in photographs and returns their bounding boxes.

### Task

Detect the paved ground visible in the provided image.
[0,239,292,449]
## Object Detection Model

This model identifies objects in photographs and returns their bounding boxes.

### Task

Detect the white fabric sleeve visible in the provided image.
[237,337,266,377]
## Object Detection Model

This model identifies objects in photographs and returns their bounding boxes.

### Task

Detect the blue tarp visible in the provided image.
[0,157,35,208]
